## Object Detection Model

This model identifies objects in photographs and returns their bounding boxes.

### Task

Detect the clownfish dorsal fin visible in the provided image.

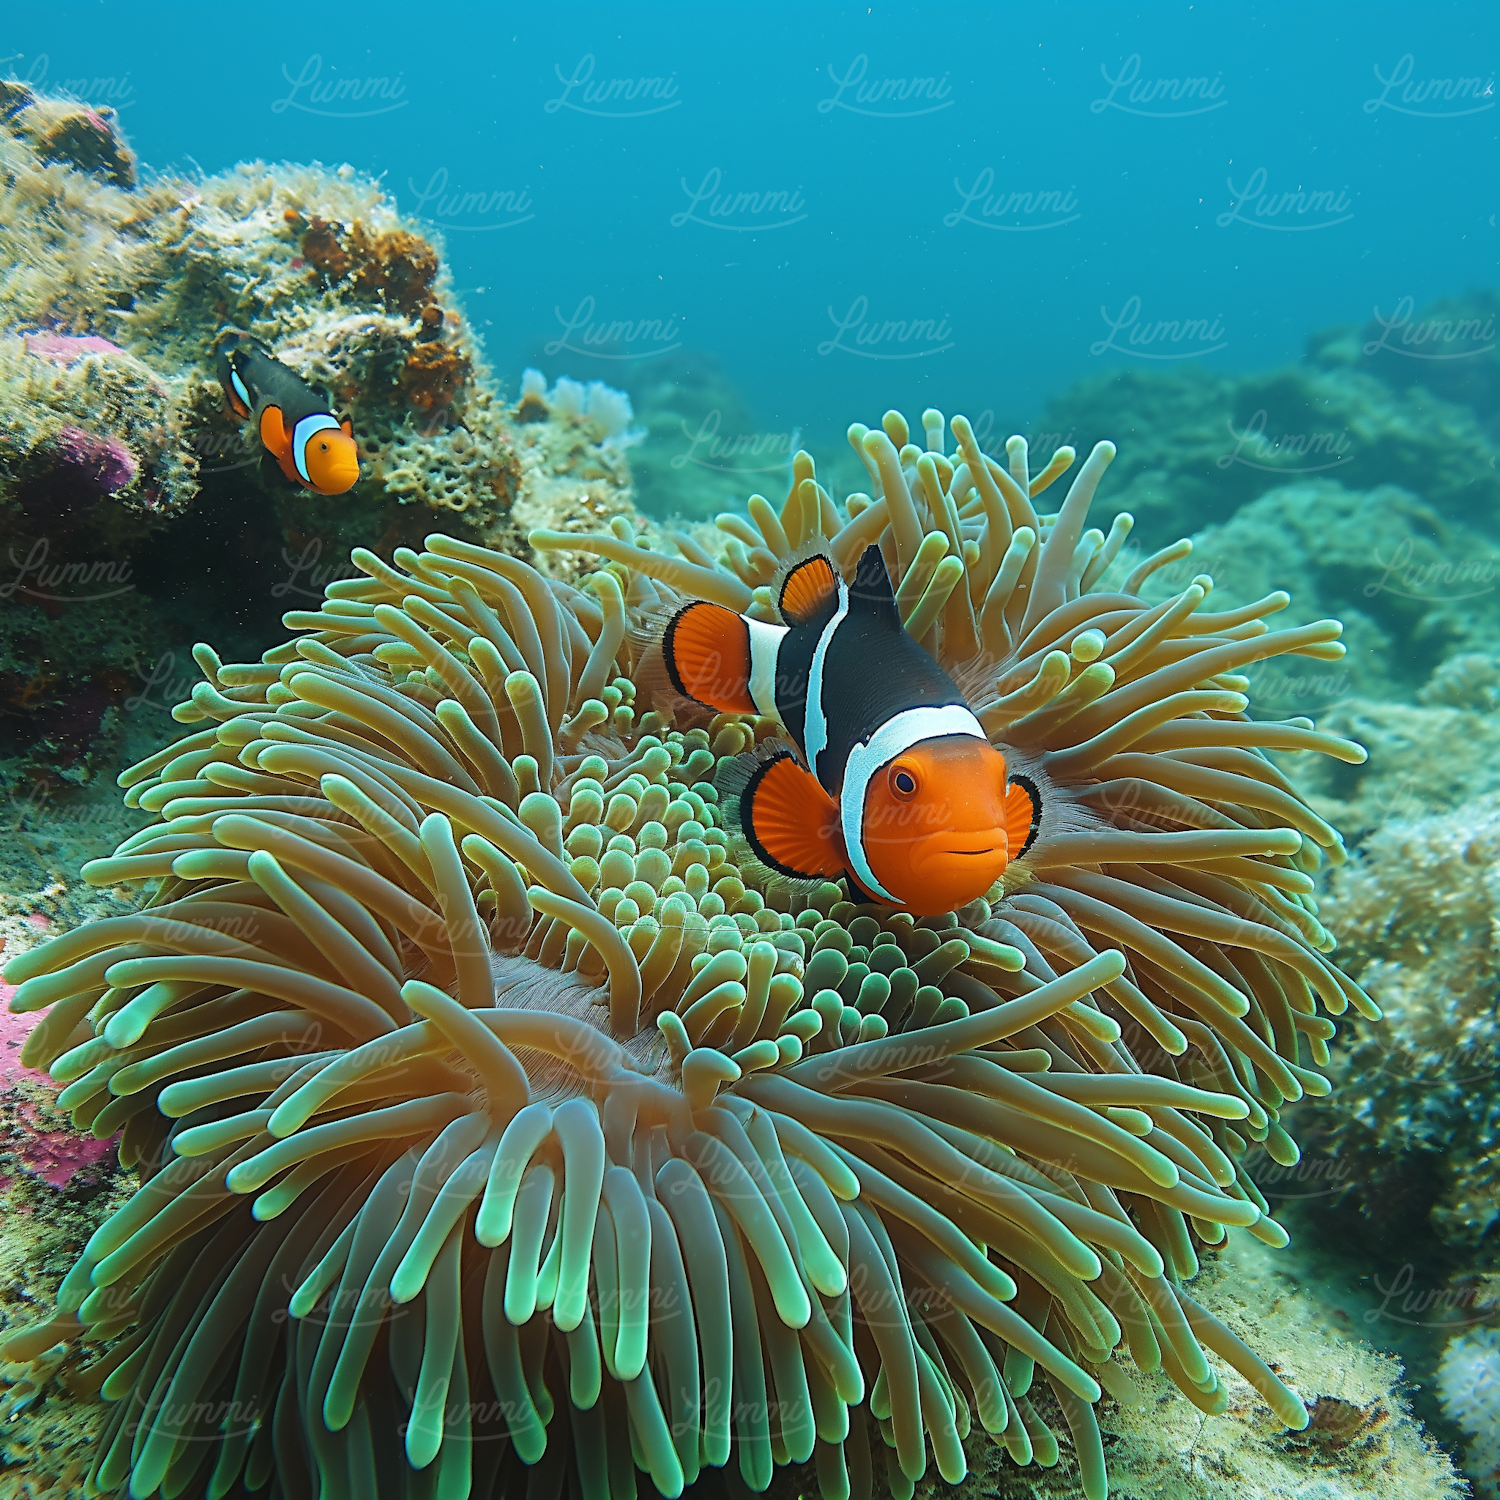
[776,550,842,628]
[732,749,846,884]
[1005,774,1042,860]
[848,543,902,624]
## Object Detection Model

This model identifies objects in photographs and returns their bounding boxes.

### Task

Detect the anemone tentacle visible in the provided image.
[1,408,1373,1500]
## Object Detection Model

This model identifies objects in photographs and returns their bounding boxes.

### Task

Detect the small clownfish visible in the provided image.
[658,543,1040,917]
[216,338,360,496]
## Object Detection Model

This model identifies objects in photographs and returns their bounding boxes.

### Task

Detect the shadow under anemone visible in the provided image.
[1,408,1378,1500]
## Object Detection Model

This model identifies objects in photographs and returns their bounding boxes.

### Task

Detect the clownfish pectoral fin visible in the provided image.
[259,405,292,460]
[776,551,841,627]
[1005,774,1042,860]
[730,749,847,884]
[661,600,758,714]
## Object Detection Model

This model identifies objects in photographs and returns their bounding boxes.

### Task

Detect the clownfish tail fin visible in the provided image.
[720,744,847,890]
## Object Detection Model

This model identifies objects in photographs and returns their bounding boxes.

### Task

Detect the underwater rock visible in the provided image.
[0,85,526,532]
[1309,288,1500,443]
[0,989,118,1189]
[1292,692,1500,842]
[0,81,135,186]
[49,426,137,498]
[1028,360,1499,549]
[0,331,182,514]
[0,86,655,794]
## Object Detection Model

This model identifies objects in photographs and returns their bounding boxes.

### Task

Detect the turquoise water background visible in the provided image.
[4,1,1495,448]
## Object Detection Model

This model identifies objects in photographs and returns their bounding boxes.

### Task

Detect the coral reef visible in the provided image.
[0,406,1387,1499]
[1293,791,1500,1248]
[1291,678,1500,843]
[510,369,641,508]
[0,82,136,188]
[0,82,516,527]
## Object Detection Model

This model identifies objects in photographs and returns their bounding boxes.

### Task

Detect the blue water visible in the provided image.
[5,1,1496,458]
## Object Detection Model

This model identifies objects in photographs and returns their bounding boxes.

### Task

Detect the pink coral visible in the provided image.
[1,983,117,1188]
[50,424,137,495]
[22,332,125,364]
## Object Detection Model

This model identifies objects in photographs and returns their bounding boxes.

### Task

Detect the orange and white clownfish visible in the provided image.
[658,543,1040,916]
[215,338,360,495]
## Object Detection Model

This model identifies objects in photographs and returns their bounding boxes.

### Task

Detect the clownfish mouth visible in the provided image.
[908,829,1008,874]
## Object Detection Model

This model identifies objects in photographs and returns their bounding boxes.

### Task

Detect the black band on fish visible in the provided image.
[1006,774,1042,859]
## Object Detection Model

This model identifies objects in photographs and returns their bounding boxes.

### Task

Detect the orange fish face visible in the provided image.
[859,736,1011,915]
[304,422,360,495]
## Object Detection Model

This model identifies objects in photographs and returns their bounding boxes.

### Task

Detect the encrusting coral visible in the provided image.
[0,408,1379,1500]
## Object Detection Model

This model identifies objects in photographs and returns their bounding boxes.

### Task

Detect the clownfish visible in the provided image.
[216,338,360,496]
[659,543,1040,916]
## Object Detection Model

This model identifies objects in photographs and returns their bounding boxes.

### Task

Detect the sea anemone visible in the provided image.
[1,408,1376,1500]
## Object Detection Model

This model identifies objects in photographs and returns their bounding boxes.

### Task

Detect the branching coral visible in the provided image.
[0,409,1375,1500]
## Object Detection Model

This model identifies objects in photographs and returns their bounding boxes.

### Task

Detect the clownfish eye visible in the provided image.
[319,441,329,450]
[889,763,919,799]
